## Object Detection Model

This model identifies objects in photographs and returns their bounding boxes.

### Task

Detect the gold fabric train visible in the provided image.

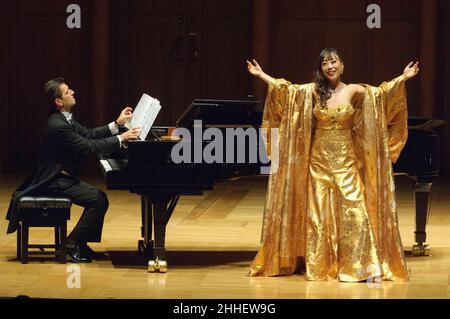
[249,75,409,281]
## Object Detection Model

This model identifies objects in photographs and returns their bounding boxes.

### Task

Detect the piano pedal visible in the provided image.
[412,243,431,256]
[148,258,168,273]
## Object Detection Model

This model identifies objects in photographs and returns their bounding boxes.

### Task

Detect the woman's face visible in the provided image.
[321,54,343,82]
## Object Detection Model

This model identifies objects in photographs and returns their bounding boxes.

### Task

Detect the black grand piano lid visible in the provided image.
[175,103,446,129]
[407,116,445,130]
[176,99,262,128]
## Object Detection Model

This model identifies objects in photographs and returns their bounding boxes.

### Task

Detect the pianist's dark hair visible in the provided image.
[313,48,344,102]
[44,77,65,110]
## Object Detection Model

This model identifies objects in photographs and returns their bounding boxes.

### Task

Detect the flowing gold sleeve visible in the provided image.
[262,79,293,127]
[250,82,313,277]
[377,75,408,163]
[356,76,410,281]
[261,78,293,157]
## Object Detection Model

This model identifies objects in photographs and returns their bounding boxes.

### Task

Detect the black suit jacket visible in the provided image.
[5,111,121,234]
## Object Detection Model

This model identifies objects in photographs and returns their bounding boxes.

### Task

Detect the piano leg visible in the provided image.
[152,201,169,261]
[138,195,154,255]
[140,193,180,272]
[412,182,432,256]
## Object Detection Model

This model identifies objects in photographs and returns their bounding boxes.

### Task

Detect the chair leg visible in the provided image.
[55,226,61,251]
[59,222,67,263]
[17,223,21,261]
[21,222,29,264]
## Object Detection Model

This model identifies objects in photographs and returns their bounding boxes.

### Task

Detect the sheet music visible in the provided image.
[125,93,161,140]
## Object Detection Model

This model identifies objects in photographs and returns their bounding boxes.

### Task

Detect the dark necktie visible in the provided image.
[68,116,77,133]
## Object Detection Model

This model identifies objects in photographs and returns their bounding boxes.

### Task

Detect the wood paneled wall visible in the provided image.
[2,0,92,172]
[109,0,252,126]
[1,0,449,177]
[0,0,9,172]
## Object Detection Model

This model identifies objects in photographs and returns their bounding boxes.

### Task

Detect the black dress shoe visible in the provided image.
[79,244,108,260]
[67,246,92,263]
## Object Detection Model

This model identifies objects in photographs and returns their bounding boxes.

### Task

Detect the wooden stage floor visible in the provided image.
[0,174,449,299]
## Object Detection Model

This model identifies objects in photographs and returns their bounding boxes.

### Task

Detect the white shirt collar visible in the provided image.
[60,111,73,122]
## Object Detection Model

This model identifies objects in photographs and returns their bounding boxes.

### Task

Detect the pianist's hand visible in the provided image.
[116,107,133,126]
[120,127,142,141]
[403,61,419,80]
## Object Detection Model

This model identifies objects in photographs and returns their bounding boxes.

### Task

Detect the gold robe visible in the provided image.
[249,75,409,281]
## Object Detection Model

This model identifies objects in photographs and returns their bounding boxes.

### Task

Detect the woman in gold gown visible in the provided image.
[247,48,419,282]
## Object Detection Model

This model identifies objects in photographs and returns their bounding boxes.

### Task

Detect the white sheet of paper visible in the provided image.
[126,93,161,140]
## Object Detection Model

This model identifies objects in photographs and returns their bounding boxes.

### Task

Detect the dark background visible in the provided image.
[0,0,449,177]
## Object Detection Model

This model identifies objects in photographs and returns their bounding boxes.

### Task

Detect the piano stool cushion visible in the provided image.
[17,196,72,221]
[18,196,72,209]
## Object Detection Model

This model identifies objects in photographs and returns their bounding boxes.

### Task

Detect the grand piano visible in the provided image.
[99,99,263,271]
[99,100,443,271]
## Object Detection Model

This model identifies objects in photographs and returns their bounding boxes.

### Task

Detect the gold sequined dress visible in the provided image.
[306,103,380,281]
[249,76,410,281]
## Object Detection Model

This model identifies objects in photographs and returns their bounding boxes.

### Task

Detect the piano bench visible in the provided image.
[16,196,72,264]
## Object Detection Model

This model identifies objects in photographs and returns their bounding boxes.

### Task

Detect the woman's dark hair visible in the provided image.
[313,48,343,102]
[43,77,65,109]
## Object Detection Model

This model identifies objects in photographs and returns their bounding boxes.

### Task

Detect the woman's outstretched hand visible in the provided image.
[403,61,419,80]
[246,59,263,77]
[246,59,276,85]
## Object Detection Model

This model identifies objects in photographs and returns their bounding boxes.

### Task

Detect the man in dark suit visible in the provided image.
[5,77,141,262]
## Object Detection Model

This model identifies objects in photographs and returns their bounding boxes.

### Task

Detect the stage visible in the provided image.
[0,174,449,299]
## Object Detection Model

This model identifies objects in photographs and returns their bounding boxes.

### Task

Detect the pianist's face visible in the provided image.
[55,83,76,111]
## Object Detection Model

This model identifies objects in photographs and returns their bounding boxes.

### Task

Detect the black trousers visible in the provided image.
[46,175,109,244]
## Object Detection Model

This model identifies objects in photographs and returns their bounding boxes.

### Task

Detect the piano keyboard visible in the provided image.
[100,158,128,172]
[100,159,112,172]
